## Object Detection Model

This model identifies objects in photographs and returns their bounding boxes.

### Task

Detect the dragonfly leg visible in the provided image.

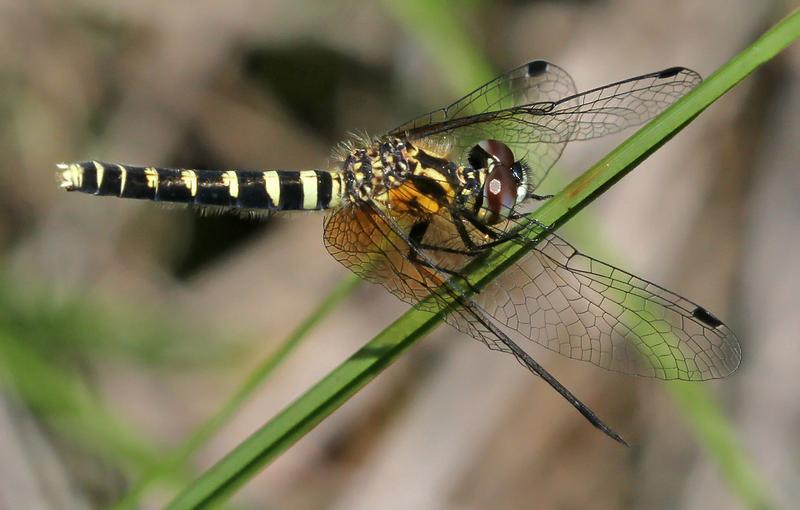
[506,212,552,233]
[451,213,484,251]
[408,219,480,294]
[462,213,503,240]
[415,212,519,257]
[459,209,554,250]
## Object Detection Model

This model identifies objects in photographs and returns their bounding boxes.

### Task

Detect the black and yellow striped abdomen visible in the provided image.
[58,161,343,211]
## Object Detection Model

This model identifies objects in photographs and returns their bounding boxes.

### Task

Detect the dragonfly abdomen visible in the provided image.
[58,161,344,211]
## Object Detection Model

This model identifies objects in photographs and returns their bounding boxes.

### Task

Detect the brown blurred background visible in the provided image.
[0,0,797,509]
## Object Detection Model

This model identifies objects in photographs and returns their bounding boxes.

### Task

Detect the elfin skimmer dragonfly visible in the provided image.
[58,60,741,445]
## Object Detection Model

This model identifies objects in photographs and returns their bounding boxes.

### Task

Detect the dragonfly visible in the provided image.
[58,60,741,445]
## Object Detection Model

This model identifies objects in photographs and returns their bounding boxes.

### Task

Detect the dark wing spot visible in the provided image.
[657,66,684,79]
[527,60,549,77]
[692,306,723,328]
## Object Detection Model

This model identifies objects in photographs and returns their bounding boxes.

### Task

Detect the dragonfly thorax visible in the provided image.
[339,137,464,219]
[340,137,411,202]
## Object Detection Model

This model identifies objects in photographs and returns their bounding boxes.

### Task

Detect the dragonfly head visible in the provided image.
[469,140,528,225]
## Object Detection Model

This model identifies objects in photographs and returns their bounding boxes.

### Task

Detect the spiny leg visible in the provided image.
[407,220,479,293]
[415,210,545,258]
[449,210,529,253]
[461,208,555,250]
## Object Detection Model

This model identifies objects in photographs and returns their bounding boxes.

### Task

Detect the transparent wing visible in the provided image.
[322,199,535,356]
[460,233,741,380]
[323,203,444,307]
[389,62,701,189]
[390,60,577,139]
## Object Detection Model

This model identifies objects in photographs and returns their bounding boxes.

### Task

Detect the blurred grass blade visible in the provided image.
[166,9,799,510]
[667,383,773,509]
[0,277,200,484]
[379,0,495,90]
[115,275,361,508]
[0,331,162,473]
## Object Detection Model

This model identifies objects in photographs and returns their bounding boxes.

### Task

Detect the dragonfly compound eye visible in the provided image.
[468,139,523,225]
[478,139,515,168]
[480,159,518,225]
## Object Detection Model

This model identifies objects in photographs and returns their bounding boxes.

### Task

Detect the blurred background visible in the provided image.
[0,0,797,508]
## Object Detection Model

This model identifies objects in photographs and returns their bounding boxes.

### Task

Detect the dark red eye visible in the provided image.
[468,140,523,225]
[483,162,517,225]
[478,139,515,168]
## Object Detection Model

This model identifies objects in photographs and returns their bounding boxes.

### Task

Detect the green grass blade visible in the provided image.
[167,9,799,510]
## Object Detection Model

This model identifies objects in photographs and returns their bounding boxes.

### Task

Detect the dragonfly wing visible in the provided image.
[390,64,700,190]
[390,60,577,139]
[464,233,741,380]
[323,201,542,356]
[323,205,440,308]
[544,66,701,141]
